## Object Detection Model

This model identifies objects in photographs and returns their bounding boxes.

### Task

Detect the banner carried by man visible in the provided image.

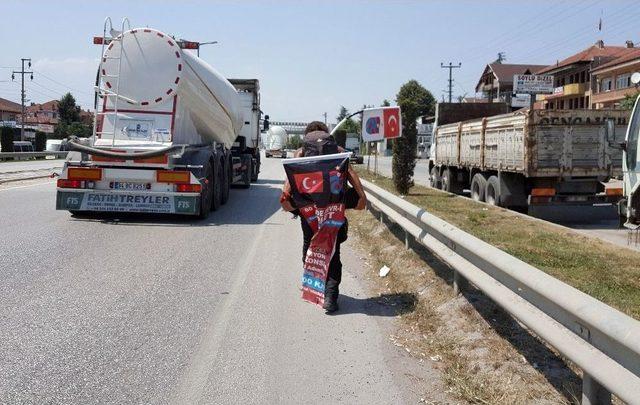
[282,152,351,307]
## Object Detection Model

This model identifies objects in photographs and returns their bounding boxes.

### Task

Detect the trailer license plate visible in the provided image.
[111,182,149,190]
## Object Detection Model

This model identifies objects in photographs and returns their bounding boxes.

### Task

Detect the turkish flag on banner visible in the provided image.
[293,171,324,194]
[383,108,400,138]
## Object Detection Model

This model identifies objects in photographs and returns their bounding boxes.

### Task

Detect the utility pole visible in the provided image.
[440,62,461,103]
[323,112,327,125]
[12,58,33,141]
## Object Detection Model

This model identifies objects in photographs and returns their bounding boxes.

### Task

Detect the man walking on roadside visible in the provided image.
[280,121,367,313]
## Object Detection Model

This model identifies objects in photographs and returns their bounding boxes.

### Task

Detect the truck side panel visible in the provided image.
[483,114,526,172]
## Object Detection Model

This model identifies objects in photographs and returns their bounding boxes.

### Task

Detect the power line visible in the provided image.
[31,69,90,96]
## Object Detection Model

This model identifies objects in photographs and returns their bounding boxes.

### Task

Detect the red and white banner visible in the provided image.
[362,106,402,142]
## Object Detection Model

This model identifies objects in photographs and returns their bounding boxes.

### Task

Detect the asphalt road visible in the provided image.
[0,157,443,404]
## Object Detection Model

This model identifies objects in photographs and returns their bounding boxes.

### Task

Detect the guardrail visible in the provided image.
[362,178,640,404]
[0,151,68,160]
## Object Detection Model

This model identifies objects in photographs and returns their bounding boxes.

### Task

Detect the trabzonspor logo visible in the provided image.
[329,170,343,194]
[365,117,380,135]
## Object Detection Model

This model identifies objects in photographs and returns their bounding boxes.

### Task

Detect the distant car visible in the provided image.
[346,148,364,164]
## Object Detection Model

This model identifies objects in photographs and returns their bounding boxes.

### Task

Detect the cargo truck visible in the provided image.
[616,73,640,228]
[56,18,263,218]
[429,107,629,213]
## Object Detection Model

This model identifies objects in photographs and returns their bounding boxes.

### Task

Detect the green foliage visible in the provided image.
[392,80,435,195]
[58,93,80,124]
[381,99,391,107]
[35,131,47,151]
[1,126,14,152]
[336,105,360,134]
[286,134,303,150]
[53,121,92,139]
[620,92,640,110]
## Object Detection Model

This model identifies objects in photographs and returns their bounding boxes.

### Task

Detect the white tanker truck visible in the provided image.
[56,19,264,218]
[264,125,287,158]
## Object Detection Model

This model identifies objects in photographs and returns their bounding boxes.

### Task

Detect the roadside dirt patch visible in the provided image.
[347,207,583,404]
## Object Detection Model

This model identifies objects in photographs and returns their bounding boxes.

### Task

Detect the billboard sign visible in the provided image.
[511,93,531,108]
[513,74,554,94]
[362,106,402,142]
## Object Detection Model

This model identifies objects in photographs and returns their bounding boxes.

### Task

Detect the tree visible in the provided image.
[286,134,303,150]
[35,131,47,151]
[336,105,359,134]
[381,99,391,107]
[392,80,435,194]
[620,92,640,110]
[1,127,13,152]
[58,93,80,125]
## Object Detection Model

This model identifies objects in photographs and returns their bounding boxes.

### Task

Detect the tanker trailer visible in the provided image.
[264,125,288,158]
[56,21,262,218]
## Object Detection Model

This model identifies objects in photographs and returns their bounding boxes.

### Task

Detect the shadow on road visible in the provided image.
[331,292,417,317]
[68,182,283,227]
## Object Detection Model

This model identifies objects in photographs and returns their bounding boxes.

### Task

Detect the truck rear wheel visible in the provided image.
[211,159,222,211]
[243,158,252,188]
[430,167,441,189]
[485,175,501,206]
[221,156,230,205]
[442,167,464,194]
[251,156,259,182]
[198,162,213,219]
[471,173,487,202]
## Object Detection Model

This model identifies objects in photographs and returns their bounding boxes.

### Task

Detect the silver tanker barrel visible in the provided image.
[97,27,242,148]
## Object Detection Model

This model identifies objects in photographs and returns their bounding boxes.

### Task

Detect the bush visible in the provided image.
[35,131,47,151]
[1,127,14,152]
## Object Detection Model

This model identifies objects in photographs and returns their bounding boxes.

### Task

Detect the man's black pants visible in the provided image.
[301,219,347,295]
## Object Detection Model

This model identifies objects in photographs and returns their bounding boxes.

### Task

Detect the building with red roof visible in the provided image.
[590,45,640,109]
[536,40,637,110]
[475,63,546,108]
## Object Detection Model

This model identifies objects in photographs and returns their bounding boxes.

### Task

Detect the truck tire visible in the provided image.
[485,175,501,206]
[243,158,252,188]
[221,156,230,205]
[430,167,441,189]
[198,162,213,219]
[441,167,464,194]
[470,173,487,202]
[211,158,222,211]
[251,156,259,182]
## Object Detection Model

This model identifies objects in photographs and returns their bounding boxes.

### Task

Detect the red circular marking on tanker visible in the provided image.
[154,97,163,103]
[178,64,182,71]
[143,29,151,33]
[101,69,106,75]
[175,77,180,84]
[105,81,112,89]
[141,101,149,106]
[156,32,164,38]
[131,29,137,33]
[175,51,180,58]
[107,42,114,50]
[166,89,173,95]
[167,40,174,47]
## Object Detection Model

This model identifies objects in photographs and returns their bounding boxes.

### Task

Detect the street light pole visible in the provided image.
[12,58,33,141]
[197,41,218,57]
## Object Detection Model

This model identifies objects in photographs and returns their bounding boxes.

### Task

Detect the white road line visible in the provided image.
[0,180,55,192]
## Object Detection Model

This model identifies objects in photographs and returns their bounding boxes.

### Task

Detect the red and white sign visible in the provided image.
[362,106,402,142]
[294,171,324,194]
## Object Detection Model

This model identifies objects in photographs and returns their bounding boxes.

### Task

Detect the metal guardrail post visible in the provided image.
[582,374,611,405]
[404,230,410,250]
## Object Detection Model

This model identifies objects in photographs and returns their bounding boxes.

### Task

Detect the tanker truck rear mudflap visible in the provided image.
[55,166,201,215]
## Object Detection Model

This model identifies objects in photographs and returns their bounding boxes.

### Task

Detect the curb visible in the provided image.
[0,174,53,185]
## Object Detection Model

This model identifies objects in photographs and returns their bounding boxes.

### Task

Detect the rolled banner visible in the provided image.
[283,152,352,307]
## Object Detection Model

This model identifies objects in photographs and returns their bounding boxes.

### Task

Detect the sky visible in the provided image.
[0,0,639,122]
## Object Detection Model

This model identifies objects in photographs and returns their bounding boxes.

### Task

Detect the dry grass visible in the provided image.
[347,207,582,404]
[355,168,640,320]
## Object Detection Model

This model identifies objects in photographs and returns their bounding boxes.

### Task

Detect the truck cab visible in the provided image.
[618,76,640,227]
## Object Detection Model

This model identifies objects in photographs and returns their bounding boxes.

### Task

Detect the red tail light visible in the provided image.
[57,179,83,189]
[93,37,112,45]
[176,184,202,193]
